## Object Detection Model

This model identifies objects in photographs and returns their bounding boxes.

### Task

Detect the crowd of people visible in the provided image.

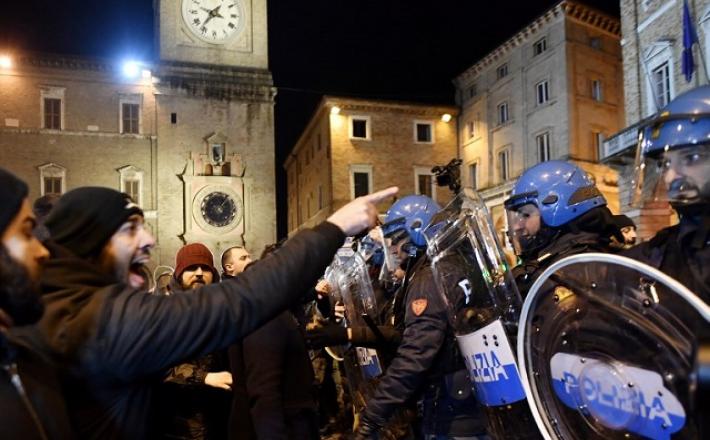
[0,85,708,440]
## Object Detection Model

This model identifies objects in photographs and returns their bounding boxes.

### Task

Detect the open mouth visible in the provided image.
[128,257,150,288]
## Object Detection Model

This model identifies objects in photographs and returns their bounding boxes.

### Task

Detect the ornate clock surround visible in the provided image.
[181,132,249,248]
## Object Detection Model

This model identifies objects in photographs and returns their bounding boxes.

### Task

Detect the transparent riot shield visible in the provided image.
[423,187,541,439]
[517,253,710,440]
[327,245,385,415]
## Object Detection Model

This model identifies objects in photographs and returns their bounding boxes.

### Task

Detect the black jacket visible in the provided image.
[513,230,618,298]
[362,258,485,437]
[229,309,317,440]
[13,223,344,440]
[0,333,75,439]
[623,219,710,304]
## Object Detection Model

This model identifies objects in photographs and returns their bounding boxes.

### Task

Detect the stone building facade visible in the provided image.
[0,0,276,269]
[453,0,624,232]
[285,97,458,234]
[603,0,710,239]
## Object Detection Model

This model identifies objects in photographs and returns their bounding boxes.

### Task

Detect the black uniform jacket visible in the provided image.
[623,220,710,304]
[12,222,344,440]
[514,230,618,298]
[363,258,484,436]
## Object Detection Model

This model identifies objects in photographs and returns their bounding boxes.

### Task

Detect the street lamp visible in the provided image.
[122,61,141,78]
[0,55,13,69]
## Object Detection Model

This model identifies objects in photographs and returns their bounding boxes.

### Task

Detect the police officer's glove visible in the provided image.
[353,415,380,440]
[305,321,348,349]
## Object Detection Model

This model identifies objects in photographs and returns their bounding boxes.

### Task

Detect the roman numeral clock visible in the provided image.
[154,0,273,260]
[181,0,245,44]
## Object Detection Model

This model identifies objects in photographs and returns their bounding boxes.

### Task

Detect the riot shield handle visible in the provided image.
[361,313,386,343]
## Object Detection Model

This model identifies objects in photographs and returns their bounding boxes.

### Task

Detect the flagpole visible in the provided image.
[696,42,710,85]
[691,0,710,85]
[684,0,709,85]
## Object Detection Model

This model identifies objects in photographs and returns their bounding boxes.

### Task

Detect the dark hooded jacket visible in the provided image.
[0,333,75,439]
[11,222,344,440]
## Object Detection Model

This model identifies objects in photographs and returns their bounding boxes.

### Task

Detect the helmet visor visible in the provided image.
[632,139,710,208]
[506,203,542,257]
[632,112,710,208]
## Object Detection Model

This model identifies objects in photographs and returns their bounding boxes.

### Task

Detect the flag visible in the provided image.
[682,0,699,82]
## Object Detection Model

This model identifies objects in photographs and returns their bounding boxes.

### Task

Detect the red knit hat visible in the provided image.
[174,243,219,281]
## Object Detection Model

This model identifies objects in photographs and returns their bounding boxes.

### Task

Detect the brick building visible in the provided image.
[602,0,710,239]
[453,0,625,233]
[284,96,458,234]
[0,0,276,267]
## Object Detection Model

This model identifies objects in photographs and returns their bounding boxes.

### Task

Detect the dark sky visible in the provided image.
[1,0,619,238]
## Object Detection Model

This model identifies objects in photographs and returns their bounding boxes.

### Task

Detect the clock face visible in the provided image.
[181,0,245,44]
[201,191,238,227]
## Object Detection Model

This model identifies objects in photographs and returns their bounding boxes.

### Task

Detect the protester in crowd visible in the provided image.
[0,168,74,439]
[156,243,232,440]
[229,242,318,439]
[153,266,174,295]
[221,246,253,279]
[31,193,60,241]
[612,214,637,248]
[12,184,397,439]
[504,160,623,297]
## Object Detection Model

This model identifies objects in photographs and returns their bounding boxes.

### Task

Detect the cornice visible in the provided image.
[455,1,620,85]
[323,96,458,116]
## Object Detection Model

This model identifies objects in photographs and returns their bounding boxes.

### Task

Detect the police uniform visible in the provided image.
[358,257,486,439]
[623,218,710,304]
[513,229,619,298]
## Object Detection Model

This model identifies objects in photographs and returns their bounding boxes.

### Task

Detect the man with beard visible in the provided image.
[157,243,231,439]
[14,184,398,440]
[625,86,710,304]
[0,167,74,438]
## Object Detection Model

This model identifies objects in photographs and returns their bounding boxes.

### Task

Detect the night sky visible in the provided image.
[1,0,619,237]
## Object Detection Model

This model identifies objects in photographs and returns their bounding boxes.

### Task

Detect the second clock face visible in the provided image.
[201,191,238,227]
[181,0,245,44]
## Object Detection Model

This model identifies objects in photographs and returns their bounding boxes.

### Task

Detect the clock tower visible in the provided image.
[155,0,268,69]
[152,0,275,265]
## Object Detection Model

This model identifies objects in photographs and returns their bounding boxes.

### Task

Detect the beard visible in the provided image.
[188,279,206,290]
[0,246,44,326]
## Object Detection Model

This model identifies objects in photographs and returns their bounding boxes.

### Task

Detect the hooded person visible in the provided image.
[0,167,74,439]
[10,184,398,440]
[156,243,232,440]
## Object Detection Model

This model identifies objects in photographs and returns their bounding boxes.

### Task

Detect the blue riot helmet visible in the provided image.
[504,160,606,257]
[382,195,441,248]
[633,86,710,211]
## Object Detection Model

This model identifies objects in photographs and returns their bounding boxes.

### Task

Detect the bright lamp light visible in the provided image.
[441,113,452,122]
[0,55,12,69]
[122,61,141,78]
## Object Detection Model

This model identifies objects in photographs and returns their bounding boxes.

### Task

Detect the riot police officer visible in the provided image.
[356,195,487,439]
[504,160,622,297]
[625,85,710,303]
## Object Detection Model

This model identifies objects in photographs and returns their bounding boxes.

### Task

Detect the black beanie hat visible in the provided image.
[613,214,636,230]
[45,187,143,257]
[0,167,29,235]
